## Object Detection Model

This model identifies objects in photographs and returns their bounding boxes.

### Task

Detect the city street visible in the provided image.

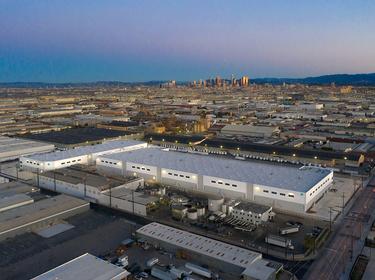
[304,176,375,280]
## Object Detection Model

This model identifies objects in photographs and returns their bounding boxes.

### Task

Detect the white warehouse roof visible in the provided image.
[137,222,262,269]
[103,147,332,192]
[25,140,146,162]
[32,253,130,280]
[0,136,54,161]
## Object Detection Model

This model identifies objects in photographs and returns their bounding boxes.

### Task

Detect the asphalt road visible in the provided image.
[304,177,375,280]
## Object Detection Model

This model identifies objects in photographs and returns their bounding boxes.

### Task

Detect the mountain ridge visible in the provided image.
[1,73,375,87]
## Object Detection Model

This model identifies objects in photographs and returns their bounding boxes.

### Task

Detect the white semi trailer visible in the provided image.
[265,234,294,250]
[279,225,300,235]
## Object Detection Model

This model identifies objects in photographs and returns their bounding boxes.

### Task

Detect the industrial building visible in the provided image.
[0,181,36,198]
[137,222,280,279]
[0,193,34,213]
[35,168,157,216]
[20,127,142,147]
[97,146,333,213]
[220,124,280,138]
[32,253,130,280]
[230,202,273,225]
[0,194,89,241]
[0,136,54,163]
[20,140,147,171]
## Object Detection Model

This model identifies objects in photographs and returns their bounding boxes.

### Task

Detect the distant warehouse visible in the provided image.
[97,146,333,213]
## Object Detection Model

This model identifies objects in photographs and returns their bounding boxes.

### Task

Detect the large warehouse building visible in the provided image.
[97,146,333,213]
[20,140,147,171]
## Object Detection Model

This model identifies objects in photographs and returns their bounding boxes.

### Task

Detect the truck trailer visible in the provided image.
[265,234,294,250]
[279,225,299,235]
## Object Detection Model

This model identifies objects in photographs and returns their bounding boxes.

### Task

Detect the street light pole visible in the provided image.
[132,190,135,214]
[37,168,40,187]
[16,163,19,180]
[53,171,56,192]
[84,175,87,198]
[329,207,333,232]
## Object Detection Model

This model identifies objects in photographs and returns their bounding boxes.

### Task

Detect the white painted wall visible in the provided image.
[253,184,305,205]
[203,176,247,195]
[305,171,333,204]
[126,162,157,177]
[161,168,198,184]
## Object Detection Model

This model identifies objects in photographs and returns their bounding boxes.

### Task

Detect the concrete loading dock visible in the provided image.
[0,194,89,241]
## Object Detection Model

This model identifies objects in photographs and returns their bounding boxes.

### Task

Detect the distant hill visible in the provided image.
[252,73,375,86]
[1,73,375,88]
[0,80,164,88]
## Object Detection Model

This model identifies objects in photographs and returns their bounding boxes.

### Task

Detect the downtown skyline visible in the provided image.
[1,0,375,82]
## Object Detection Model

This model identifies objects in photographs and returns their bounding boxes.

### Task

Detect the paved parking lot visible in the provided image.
[309,174,361,220]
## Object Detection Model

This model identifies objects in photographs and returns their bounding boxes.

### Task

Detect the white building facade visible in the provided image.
[96,147,334,213]
[20,140,147,171]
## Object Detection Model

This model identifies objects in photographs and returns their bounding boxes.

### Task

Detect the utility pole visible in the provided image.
[37,168,40,187]
[350,229,354,260]
[132,190,135,214]
[329,207,333,232]
[53,171,56,192]
[109,184,112,209]
[84,175,87,198]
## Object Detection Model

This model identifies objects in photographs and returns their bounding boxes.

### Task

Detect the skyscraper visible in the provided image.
[240,76,249,87]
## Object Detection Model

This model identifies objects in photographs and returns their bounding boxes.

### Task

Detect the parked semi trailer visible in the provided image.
[279,225,299,235]
[185,263,212,279]
[265,234,294,250]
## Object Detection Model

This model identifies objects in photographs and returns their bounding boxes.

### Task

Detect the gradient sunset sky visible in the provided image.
[1,0,375,82]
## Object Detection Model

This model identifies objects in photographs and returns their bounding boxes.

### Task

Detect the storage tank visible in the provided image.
[172,205,188,220]
[208,196,224,212]
[159,187,166,196]
[187,209,198,220]
[196,206,205,217]
[171,194,189,205]
[221,204,227,214]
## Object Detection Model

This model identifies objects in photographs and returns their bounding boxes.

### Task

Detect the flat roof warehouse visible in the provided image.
[103,147,331,192]
[137,222,262,268]
[146,133,362,162]
[137,222,279,279]
[21,127,137,145]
